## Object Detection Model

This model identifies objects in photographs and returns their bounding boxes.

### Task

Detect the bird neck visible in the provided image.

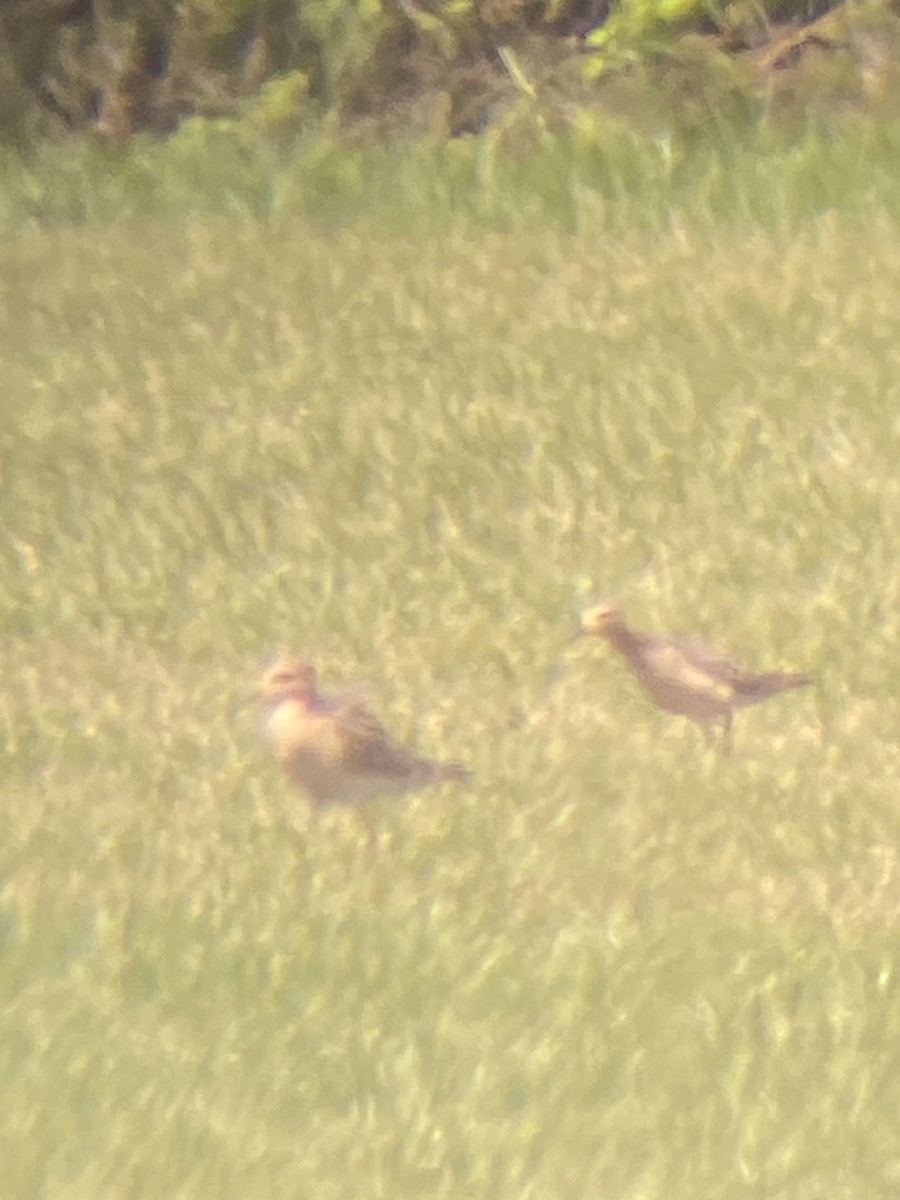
[603,620,646,662]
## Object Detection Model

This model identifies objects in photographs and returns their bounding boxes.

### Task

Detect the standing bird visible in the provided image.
[577,602,813,751]
[260,656,471,808]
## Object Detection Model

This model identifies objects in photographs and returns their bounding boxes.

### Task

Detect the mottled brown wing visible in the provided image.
[336,701,424,782]
[672,637,743,684]
[639,636,736,702]
[675,639,812,699]
[732,671,813,703]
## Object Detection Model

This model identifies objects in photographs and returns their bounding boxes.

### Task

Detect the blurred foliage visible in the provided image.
[0,0,899,151]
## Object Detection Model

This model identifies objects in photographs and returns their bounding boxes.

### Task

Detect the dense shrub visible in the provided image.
[1,0,898,150]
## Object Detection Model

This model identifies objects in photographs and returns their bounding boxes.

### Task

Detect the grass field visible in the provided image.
[3,125,900,1197]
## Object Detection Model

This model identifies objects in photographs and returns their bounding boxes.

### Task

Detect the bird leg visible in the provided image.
[357,807,378,852]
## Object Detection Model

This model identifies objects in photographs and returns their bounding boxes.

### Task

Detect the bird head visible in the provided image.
[260,657,319,704]
[577,601,624,639]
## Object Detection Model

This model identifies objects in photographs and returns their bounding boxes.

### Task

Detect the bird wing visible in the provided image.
[335,701,423,782]
[732,670,813,704]
[641,637,737,702]
[671,641,813,703]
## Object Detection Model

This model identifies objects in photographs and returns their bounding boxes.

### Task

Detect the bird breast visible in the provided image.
[265,699,343,765]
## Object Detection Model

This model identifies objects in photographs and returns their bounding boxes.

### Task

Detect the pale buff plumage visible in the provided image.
[261,657,471,807]
[578,603,812,750]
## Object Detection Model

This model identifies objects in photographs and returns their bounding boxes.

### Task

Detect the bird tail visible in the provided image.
[432,761,473,784]
[734,672,813,703]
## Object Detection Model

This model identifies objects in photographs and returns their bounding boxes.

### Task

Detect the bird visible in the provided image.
[577,602,813,751]
[260,656,472,808]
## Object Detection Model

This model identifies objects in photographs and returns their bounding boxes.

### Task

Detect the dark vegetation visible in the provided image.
[3,0,900,152]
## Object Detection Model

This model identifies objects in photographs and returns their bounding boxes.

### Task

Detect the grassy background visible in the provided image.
[3,126,900,1196]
